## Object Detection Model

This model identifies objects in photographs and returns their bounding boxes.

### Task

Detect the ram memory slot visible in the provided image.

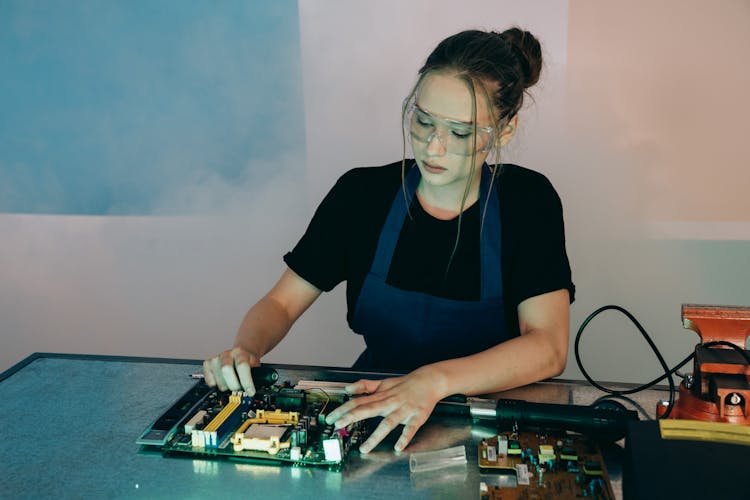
[195,393,247,449]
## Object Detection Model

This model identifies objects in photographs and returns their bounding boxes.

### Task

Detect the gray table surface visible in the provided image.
[0,354,667,499]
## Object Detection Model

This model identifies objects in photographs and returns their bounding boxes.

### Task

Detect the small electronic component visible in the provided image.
[538,444,555,463]
[322,437,343,462]
[583,460,603,476]
[515,463,530,485]
[559,445,578,461]
[497,435,508,456]
[507,439,521,455]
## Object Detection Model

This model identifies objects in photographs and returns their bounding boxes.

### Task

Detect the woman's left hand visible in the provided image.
[324,367,445,454]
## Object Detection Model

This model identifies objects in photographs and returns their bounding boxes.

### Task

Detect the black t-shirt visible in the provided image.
[284,160,575,338]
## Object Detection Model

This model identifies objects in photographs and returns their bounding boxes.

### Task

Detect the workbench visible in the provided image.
[0,353,666,499]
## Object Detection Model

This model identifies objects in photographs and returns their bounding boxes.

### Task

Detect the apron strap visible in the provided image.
[369,163,502,299]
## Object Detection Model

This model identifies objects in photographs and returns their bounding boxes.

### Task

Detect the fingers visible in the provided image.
[326,396,427,453]
[363,414,425,454]
[210,356,227,391]
[233,348,256,396]
[327,377,406,428]
[324,398,358,426]
[235,363,254,395]
[221,364,241,391]
[203,347,261,394]
[326,378,389,425]
[359,412,405,454]
[231,346,260,368]
[202,359,217,387]
[329,372,435,454]
[218,350,241,391]
[326,392,395,429]
[394,420,421,452]
[345,378,383,395]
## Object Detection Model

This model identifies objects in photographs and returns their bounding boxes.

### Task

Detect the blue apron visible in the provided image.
[351,164,511,370]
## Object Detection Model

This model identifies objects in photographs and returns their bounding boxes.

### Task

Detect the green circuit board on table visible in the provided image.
[478,431,615,500]
[137,379,371,470]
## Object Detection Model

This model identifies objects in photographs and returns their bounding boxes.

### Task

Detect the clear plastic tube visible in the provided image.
[409,445,467,473]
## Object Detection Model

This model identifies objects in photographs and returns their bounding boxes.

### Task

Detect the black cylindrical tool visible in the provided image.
[251,366,279,388]
[491,398,638,441]
[435,396,639,441]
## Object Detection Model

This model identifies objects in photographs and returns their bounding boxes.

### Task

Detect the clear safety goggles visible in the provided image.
[404,102,497,156]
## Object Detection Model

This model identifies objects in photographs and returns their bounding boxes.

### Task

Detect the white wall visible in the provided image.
[2,1,749,387]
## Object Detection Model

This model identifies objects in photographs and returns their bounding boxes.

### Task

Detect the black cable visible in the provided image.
[592,394,653,421]
[638,341,749,391]
[701,340,750,364]
[575,305,750,420]
[574,305,677,418]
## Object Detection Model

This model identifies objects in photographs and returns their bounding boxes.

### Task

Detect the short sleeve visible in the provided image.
[501,167,575,307]
[283,174,353,292]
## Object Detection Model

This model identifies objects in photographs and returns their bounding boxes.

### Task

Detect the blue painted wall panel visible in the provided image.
[0,0,304,214]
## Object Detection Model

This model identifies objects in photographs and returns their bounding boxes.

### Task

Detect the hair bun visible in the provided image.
[498,27,542,89]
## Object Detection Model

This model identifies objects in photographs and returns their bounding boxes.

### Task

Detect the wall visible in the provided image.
[1,1,748,386]
[561,0,750,383]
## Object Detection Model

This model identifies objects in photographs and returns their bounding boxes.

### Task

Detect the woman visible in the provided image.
[204,27,574,454]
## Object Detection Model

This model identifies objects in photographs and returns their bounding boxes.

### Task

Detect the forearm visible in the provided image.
[232,268,322,359]
[424,328,568,400]
[423,289,572,398]
[233,295,294,358]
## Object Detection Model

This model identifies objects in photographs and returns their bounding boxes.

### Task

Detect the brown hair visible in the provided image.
[419,27,542,122]
[400,28,543,283]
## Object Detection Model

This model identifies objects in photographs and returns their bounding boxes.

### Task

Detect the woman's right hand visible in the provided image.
[202,269,321,396]
[202,346,261,395]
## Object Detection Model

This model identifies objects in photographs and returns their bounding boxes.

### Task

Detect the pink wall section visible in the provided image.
[567,0,750,225]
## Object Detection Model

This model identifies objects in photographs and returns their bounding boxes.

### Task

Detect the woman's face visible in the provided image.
[409,71,496,195]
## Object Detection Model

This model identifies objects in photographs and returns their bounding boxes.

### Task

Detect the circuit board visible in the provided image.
[137,378,371,470]
[478,432,615,500]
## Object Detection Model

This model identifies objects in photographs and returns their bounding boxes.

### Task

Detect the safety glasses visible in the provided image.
[404,102,496,156]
